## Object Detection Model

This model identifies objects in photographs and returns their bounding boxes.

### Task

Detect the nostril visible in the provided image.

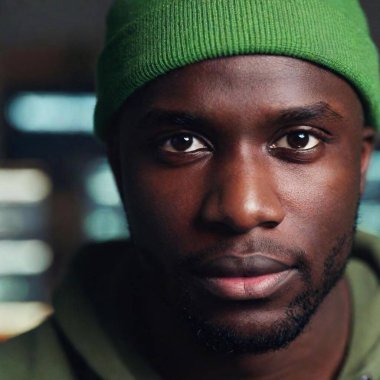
[261,221,279,229]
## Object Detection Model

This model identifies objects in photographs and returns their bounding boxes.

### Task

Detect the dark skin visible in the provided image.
[108,56,375,379]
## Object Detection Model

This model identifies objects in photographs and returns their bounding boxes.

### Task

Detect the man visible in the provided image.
[1,0,380,379]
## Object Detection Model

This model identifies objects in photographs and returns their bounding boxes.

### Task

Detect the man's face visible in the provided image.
[111,56,373,353]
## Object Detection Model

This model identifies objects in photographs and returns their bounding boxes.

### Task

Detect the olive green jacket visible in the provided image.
[1,233,380,380]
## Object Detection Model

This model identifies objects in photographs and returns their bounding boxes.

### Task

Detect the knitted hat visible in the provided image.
[95,0,380,139]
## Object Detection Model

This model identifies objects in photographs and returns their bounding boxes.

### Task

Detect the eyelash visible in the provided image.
[272,130,324,148]
[147,131,213,165]
[160,134,210,153]
[149,127,332,164]
[268,127,332,162]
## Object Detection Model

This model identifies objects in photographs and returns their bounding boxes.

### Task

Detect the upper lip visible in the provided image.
[189,254,293,278]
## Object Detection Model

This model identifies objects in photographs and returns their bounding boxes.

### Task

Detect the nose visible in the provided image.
[200,157,285,233]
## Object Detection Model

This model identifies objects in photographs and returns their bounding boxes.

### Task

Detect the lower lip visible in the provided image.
[199,270,297,300]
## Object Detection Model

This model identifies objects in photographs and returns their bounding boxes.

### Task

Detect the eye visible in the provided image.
[271,131,320,150]
[160,133,209,153]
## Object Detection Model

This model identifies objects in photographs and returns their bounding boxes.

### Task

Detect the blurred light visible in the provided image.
[0,169,51,203]
[0,302,53,341]
[0,277,30,301]
[6,92,96,133]
[366,151,380,182]
[0,205,48,239]
[84,208,127,240]
[358,201,380,235]
[0,274,50,303]
[86,161,121,206]
[0,208,24,236]
[0,240,53,276]
[84,160,129,241]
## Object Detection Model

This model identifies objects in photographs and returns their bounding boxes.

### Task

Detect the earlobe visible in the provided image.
[360,126,376,194]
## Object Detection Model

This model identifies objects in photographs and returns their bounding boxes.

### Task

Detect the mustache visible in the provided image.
[178,237,308,271]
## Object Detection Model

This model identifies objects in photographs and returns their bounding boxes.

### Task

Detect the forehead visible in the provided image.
[122,55,364,126]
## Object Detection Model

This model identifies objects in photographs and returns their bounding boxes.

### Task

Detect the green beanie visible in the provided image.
[95,0,380,139]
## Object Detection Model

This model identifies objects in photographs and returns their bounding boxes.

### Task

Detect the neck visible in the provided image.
[139,277,351,380]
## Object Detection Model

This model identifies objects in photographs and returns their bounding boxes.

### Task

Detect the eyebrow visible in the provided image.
[275,101,344,124]
[135,101,344,130]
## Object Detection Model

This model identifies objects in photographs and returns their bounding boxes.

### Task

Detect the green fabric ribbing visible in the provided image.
[95,0,380,139]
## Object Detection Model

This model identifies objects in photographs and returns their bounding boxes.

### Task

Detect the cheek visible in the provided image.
[276,153,361,256]
[121,162,205,254]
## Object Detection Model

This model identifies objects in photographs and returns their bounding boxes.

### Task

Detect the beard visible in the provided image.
[169,232,354,355]
[132,211,358,356]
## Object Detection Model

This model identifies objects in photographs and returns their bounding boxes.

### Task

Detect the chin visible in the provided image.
[176,243,349,355]
[138,226,354,354]
[178,294,316,354]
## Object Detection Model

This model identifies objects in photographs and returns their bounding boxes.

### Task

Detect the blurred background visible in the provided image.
[0,0,379,340]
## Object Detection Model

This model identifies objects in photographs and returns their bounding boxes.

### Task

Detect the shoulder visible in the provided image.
[341,231,380,379]
[0,239,135,380]
[0,321,74,380]
[352,230,380,277]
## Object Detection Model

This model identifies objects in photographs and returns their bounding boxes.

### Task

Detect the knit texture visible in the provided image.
[95,0,380,139]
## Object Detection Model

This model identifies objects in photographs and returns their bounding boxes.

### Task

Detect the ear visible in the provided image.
[360,126,376,194]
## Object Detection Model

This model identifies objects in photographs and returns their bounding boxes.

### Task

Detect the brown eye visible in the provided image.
[287,132,309,149]
[161,133,208,153]
[272,131,320,150]
[170,135,193,151]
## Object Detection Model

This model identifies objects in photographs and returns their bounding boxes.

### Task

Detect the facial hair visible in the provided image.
[131,208,357,355]
[168,232,353,355]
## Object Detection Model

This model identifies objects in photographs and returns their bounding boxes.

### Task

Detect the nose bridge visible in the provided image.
[202,151,285,232]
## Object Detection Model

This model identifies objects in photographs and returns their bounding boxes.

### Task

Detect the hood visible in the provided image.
[339,231,380,380]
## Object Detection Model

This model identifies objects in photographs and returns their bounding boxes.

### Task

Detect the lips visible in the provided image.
[189,255,298,300]
[192,255,291,277]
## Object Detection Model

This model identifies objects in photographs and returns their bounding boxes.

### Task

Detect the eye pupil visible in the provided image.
[287,132,309,149]
[170,134,193,151]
